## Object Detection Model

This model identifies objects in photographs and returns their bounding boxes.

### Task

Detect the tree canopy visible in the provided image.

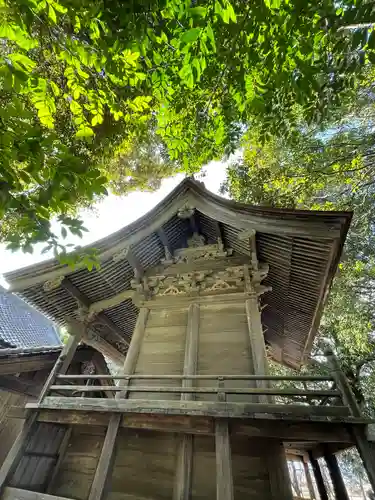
[1,0,375,255]
[222,76,375,417]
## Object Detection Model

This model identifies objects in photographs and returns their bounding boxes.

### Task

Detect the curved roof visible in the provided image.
[0,286,61,348]
[4,179,352,368]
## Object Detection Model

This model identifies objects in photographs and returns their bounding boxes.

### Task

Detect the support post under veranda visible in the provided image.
[0,330,82,495]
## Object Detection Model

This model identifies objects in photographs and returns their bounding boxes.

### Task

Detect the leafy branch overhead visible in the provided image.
[0,0,375,254]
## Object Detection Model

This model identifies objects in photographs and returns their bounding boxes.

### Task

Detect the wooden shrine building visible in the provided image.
[1,178,374,500]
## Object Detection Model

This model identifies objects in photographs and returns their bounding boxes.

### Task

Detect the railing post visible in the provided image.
[325,349,361,417]
[325,349,375,495]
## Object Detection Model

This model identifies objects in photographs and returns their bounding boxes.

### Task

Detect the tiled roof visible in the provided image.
[0,286,61,348]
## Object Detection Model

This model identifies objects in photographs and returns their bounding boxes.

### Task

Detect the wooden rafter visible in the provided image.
[61,278,129,346]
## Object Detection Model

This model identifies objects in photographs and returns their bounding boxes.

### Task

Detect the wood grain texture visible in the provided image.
[88,414,121,500]
[215,420,234,500]
[267,441,293,500]
[130,308,187,400]
[197,304,254,403]
[50,427,104,500]
[109,428,178,499]
[3,486,74,500]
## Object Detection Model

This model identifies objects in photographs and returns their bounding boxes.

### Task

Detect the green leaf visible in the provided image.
[206,24,216,51]
[181,28,201,44]
[48,3,57,23]
[61,226,67,239]
[188,7,207,17]
[76,126,94,138]
[9,53,36,72]
[50,81,60,96]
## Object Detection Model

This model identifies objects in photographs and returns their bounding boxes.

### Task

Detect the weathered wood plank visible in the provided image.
[3,486,74,500]
[118,307,149,397]
[245,281,270,403]
[38,334,81,403]
[324,452,350,500]
[46,428,72,494]
[267,441,293,500]
[215,420,234,500]
[29,397,352,419]
[0,413,38,494]
[87,414,121,500]
[173,434,193,500]
[0,375,41,398]
[49,385,340,397]
[56,373,334,382]
[16,410,356,443]
[173,303,199,500]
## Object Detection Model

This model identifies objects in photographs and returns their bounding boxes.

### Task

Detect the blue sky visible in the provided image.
[0,161,228,284]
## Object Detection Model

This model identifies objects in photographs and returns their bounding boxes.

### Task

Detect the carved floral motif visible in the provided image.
[43,275,64,291]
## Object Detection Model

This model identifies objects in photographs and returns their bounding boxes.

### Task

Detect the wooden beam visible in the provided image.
[27,397,352,419]
[324,452,349,500]
[87,306,149,500]
[215,420,234,500]
[12,409,356,443]
[62,278,129,346]
[88,414,121,500]
[309,452,328,500]
[66,318,126,367]
[118,307,149,397]
[3,486,73,500]
[245,267,271,403]
[173,303,199,500]
[156,227,173,260]
[0,375,41,398]
[87,290,134,318]
[267,441,293,500]
[38,333,81,403]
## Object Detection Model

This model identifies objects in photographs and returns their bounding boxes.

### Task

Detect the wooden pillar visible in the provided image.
[88,307,149,500]
[245,292,270,403]
[324,452,349,500]
[0,332,81,494]
[302,456,316,499]
[215,420,234,500]
[267,441,293,500]
[308,452,328,500]
[173,303,199,500]
[326,349,375,494]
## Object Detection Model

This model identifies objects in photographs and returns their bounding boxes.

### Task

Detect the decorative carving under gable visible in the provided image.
[187,232,206,248]
[177,204,195,219]
[112,247,129,262]
[43,275,64,291]
[133,265,246,299]
[161,239,233,266]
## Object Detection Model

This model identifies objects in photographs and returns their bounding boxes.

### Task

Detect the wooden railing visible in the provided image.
[27,350,365,421]
[42,373,345,409]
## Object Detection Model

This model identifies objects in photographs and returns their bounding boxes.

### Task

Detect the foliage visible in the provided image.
[1,0,375,255]
[222,77,375,420]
